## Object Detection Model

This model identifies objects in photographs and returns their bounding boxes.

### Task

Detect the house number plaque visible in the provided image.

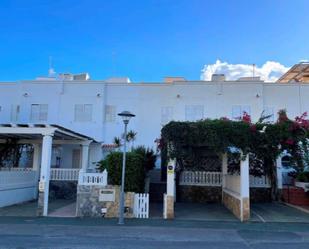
[99,189,115,202]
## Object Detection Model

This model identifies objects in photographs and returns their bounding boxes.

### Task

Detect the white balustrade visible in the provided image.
[249,175,271,188]
[50,168,80,181]
[78,169,108,186]
[179,171,222,186]
[179,171,271,188]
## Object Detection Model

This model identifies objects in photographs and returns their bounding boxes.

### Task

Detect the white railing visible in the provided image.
[250,175,271,188]
[134,193,149,218]
[50,168,80,181]
[179,171,271,188]
[78,169,108,186]
[179,171,222,186]
[0,170,37,191]
[224,174,241,194]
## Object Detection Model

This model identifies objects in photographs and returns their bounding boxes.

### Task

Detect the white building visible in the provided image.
[0,65,308,217]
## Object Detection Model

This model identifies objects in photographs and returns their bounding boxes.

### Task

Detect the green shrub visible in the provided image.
[296,172,309,182]
[132,146,156,172]
[98,151,145,192]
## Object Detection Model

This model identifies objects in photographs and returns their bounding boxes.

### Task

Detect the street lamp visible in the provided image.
[117,111,135,225]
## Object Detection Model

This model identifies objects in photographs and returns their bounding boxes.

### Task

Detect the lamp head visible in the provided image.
[118,111,135,124]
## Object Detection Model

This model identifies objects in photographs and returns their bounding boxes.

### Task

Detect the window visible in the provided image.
[105,105,116,122]
[161,106,173,124]
[31,104,48,122]
[74,104,93,122]
[11,105,20,122]
[185,105,204,121]
[262,107,274,122]
[232,105,251,120]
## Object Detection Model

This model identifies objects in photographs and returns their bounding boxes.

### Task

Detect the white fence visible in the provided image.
[78,170,108,186]
[50,168,80,181]
[133,193,149,218]
[180,171,222,186]
[250,175,271,188]
[0,170,37,208]
[179,171,271,188]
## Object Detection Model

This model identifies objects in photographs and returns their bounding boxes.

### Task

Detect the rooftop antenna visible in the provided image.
[48,56,56,77]
[252,64,256,78]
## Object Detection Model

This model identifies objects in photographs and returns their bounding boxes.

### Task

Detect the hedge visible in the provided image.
[98,151,145,193]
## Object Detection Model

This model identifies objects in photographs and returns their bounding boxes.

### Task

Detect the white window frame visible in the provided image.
[30,104,48,122]
[185,105,204,121]
[74,104,93,122]
[105,105,116,122]
[11,104,20,122]
[161,106,173,125]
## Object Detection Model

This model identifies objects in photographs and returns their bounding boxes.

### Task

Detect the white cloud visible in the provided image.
[200,60,290,82]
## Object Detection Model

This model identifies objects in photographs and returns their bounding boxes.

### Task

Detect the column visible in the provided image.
[240,153,250,221]
[81,141,91,172]
[32,144,41,198]
[276,156,283,190]
[37,134,53,216]
[221,153,228,203]
[222,153,228,189]
[164,158,175,219]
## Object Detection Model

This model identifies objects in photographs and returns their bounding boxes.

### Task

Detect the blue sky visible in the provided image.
[0,0,308,82]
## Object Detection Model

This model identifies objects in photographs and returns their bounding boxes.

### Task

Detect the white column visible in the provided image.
[222,153,228,189]
[166,159,175,196]
[276,156,283,189]
[32,144,41,198]
[164,158,176,219]
[39,134,53,216]
[240,153,250,221]
[240,154,250,198]
[81,141,91,172]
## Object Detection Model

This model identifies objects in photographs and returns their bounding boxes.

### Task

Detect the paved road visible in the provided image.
[0,218,308,249]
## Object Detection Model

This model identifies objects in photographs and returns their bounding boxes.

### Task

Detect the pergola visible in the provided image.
[0,124,97,216]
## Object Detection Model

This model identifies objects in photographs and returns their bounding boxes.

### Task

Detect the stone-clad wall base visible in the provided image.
[222,191,241,219]
[37,191,44,216]
[178,186,222,203]
[164,195,174,219]
[222,191,250,221]
[76,185,135,218]
[242,197,250,221]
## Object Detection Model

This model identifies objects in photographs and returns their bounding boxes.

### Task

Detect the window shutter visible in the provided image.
[84,104,92,122]
[161,106,173,124]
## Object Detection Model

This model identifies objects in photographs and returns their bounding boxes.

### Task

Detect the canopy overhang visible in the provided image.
[0,123,97,143]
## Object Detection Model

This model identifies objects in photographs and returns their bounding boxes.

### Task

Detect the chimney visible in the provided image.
[211,74,225,82]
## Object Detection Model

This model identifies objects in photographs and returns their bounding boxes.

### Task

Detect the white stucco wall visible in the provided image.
[0,79,308,154]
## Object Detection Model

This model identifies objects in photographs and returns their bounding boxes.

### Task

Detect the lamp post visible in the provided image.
[117,111,135,225]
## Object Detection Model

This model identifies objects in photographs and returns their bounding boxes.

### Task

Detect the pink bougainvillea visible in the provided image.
[242,112,251,124]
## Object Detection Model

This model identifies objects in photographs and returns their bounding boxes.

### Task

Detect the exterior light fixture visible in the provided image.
[117,110,135,225]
